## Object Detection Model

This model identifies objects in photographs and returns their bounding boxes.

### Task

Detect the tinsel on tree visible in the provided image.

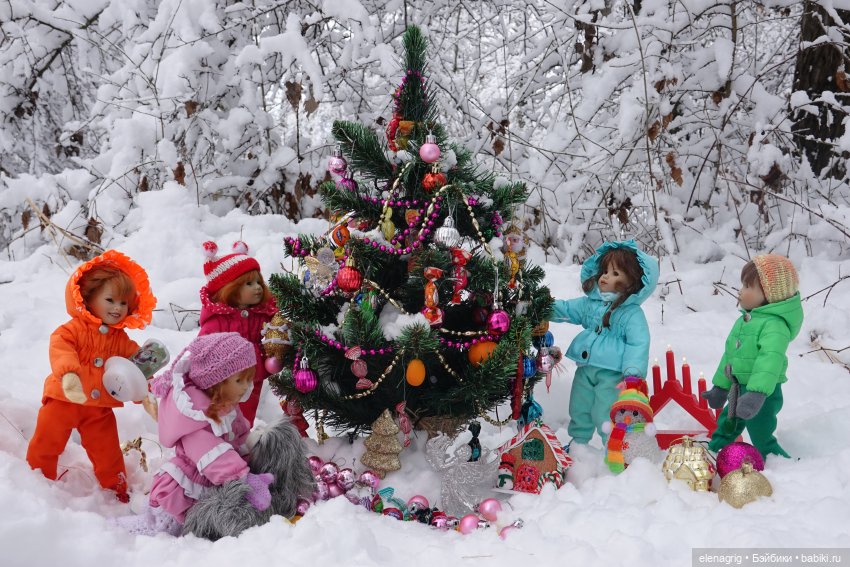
[268,26,553,433]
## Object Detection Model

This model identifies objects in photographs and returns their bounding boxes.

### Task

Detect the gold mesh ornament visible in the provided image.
[662,436,716,491]
[718,462,773,508]
[261,313,292,359]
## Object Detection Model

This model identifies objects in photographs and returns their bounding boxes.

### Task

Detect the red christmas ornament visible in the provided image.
[421,266,444,327]
[422,172,447,192]
[337,258,363,292]
[450,248,471,304]
[386,114,401,152]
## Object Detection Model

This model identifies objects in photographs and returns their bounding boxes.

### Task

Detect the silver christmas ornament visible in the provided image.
[434,217,461,248]
[425,433,498,517]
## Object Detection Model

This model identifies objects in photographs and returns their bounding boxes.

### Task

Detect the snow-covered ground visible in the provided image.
[1,185,849,567]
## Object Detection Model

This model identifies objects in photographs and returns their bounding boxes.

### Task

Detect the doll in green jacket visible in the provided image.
[702,254,803,459]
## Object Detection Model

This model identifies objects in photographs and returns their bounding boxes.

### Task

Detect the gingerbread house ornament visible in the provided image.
[494,419,571,494]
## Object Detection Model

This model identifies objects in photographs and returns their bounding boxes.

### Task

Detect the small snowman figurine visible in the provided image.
[496,453,516,490]
[602,376,658,473]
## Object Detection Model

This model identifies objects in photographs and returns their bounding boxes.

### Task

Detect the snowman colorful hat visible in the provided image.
[609,387,653,421]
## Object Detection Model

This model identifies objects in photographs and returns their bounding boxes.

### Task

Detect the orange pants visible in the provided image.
[27,398,127,494]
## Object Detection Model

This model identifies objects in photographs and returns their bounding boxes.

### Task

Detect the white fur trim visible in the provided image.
[160,462,208,500]
[170,365,237,437]
[196,442,235,473]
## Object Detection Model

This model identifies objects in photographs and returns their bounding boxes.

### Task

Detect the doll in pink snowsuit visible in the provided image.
[115,332,274,536]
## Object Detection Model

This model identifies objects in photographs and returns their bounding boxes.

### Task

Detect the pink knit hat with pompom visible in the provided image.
[152,332,256,396]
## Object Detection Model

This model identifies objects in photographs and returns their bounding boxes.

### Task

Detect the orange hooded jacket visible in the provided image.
[41,250,157,408]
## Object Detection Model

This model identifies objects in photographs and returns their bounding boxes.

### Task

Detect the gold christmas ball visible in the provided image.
[662,436,716,492]
[406,358,426,387]
[261,313,292,359]
[719,462,773,508]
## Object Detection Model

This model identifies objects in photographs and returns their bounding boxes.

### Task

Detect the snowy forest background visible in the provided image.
[2,0,850,266]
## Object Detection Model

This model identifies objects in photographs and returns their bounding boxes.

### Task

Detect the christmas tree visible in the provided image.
[268,26,553,434]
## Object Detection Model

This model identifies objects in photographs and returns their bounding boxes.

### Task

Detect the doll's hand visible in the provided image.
[244,472,274,511]
[735,392,766,420]
[61,373,86,404]
[141,396,158,421]
[701,386,729,409]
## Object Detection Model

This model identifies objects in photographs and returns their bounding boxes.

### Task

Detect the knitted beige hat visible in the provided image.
[752,254,799,304]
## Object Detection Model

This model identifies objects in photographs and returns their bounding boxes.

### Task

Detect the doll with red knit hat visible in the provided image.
[199,241,308,434]
[702,254,803,459]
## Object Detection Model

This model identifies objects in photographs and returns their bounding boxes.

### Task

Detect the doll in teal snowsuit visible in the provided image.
[550,240,659,445]
[702,254,803,459]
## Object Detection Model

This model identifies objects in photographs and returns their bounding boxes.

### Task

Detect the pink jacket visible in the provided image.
[198,286,277,385]
[156,370,251,498]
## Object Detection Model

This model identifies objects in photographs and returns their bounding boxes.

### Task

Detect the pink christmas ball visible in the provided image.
[716,441,765,478]
[477,498,502,522]
[336,468,356,492]
[328,156,348,176]
[406,495,429,514]
[487,309,511,335]
[327,482,345,499]
[264,356,283,374]
[308,455,324,476]
[419,142,441,163]
[319,462,340,484]
[313,480,330,501]
[357,470,381,491]
[458,513,481,534]
[295,498,311,516]
[294,367,318,393]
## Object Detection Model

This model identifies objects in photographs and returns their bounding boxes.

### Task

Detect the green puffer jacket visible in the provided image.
[712,293,803,395]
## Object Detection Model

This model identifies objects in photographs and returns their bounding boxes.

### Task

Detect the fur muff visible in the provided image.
[182,417,315,539]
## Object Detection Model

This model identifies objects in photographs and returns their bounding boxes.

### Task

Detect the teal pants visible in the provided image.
[568,365,622,444]
[708,383,790,459]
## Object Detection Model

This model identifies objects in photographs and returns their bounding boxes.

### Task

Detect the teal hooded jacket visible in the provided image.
[550,240,659,377]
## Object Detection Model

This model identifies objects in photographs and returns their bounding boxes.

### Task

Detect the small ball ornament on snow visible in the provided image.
[716,442,765,479]
[718,461,773,508]
[662,436,715,491]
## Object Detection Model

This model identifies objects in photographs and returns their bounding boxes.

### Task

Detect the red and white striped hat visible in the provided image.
[202,240,260,293]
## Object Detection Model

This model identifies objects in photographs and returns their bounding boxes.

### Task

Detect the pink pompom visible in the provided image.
[232,240,249,255]
[202,241,218,259]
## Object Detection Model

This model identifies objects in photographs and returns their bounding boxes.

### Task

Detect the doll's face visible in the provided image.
[87,281,130,325]
[738,279,766,311]
[236,275,265,308]
[598,261,632,294]
[216,371,253,405]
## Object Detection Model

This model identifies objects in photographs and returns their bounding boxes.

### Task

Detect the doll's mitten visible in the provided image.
[735,392,766,420]
[244,472,274,511]
[701,386,729,409]
[61,373,86,404]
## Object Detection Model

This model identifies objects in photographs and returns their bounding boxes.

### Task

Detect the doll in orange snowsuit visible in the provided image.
[26,250,156,501]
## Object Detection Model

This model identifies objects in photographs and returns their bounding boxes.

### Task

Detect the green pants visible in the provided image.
[708,383,790,459]
[568,365,622,444]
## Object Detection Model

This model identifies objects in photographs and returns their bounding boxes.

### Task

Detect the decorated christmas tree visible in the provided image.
[268,26,553,434]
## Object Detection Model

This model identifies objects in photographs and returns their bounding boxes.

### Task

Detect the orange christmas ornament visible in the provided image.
[468,341,498,367]
[406,359,426,386]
